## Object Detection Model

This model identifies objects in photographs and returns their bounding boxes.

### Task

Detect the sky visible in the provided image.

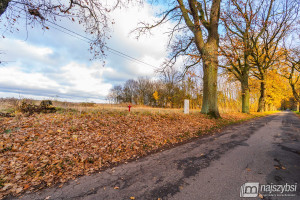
[0,2,179,103]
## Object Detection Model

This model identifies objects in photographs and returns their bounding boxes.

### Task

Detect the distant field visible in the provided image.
[0,98,192,114]
[0,98,242,114]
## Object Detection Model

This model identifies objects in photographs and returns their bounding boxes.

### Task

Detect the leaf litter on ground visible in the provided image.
[0,110,271,198]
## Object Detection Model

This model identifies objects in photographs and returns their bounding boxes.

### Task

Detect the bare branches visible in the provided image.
[132,0,210,75]
[132,6,180,39]
[161,37,195,70]
[282,46,300,101]
[1,0,135,60]
[133,0,223,74]
[250,0,298,77]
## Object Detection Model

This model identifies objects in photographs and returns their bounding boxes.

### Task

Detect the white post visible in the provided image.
[184,99,189,114]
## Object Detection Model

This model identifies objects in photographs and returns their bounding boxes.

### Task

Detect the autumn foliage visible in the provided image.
[0,109,269,198]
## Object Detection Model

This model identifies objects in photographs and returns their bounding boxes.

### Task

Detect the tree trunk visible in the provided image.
[257,78,266,112]
[241,75,250,113]
[267,104,271,111]
[178,0,221,118]
[0,0,11,16]
[201,44,220,118]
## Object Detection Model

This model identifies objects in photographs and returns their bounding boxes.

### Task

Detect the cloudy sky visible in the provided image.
[0,2,178,103]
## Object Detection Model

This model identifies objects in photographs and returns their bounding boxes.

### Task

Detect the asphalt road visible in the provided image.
[14,112,300,200]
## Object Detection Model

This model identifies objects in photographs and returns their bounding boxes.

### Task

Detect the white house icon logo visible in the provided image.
[240,182,259,197]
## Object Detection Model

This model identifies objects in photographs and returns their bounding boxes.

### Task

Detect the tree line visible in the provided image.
[107,64,296,112]
[107,66,205,109]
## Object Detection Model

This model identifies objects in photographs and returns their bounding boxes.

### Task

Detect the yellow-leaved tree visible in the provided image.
[153,91,159,106]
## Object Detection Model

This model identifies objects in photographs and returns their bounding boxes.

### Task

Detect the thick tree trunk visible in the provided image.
[0,0,11,16]
[257,78,266,112]
[241,75,250,113]
[201,44,220,118]
[178,0,221,118]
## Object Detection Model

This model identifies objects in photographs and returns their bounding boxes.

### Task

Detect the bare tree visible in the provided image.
[158,65,181,108]
[220,0,274,113]
[282,47,300,111]
[134,0,222,118]
[250,0,298,112]
[123,79,138,103]
[220,0,299,112]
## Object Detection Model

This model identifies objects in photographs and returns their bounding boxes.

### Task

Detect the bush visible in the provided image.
[17,100,56,115]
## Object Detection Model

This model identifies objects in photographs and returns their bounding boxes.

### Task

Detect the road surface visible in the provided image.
[14,112,300,200]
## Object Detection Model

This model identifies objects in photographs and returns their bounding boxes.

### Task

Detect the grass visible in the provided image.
[293,111,300,115]
[0,97,277,115]
[0,177,5,189]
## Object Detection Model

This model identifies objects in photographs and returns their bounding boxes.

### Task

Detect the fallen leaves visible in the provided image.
[23,184,30,190]
[72,135,78,142]
[274,164,286,170]
[0,111,256,198]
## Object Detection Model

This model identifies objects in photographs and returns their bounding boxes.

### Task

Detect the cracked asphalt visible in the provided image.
[12,112,300,200]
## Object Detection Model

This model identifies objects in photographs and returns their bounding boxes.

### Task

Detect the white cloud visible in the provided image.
[0,2,178,102]
[0,66,59,89]
[58,62,112,96]
[0,39,54,64]
[105,3,175,77]
[0,62,112,101]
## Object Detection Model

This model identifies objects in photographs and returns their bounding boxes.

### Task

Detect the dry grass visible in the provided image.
[0,97,271,115]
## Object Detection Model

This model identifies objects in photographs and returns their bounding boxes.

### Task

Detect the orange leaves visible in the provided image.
[0,111,253,198]
[72,135,78,142]
[23,184,30,190]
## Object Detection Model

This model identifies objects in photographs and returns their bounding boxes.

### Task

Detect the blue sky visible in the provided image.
[0,2,180,103]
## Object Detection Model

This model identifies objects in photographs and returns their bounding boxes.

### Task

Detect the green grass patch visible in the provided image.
[1,129,12,134]
[0,177,5,188]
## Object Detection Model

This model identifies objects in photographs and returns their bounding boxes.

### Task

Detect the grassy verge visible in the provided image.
[0,110,277,198]
[293,111,300,118]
